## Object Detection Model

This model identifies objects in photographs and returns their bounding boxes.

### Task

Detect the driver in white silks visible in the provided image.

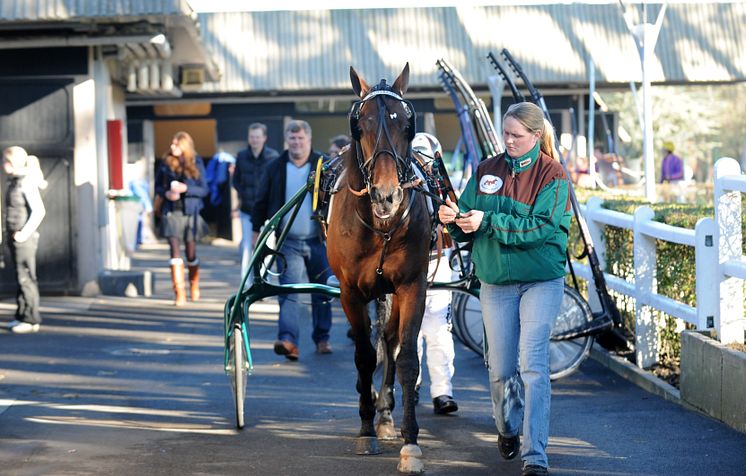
[411,133,458,415]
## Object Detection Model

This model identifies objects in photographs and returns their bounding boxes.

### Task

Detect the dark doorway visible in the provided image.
[0,78,76,295]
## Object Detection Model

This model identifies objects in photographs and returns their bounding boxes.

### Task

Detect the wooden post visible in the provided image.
[694,217,718,330]
[714,157,745,344]
[634,206,658,368]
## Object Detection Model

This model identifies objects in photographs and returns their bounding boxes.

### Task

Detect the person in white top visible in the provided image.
[2,146,47,334]
[411,132,458,415]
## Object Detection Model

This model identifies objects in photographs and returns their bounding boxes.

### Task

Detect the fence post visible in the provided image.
[584,197,605,313]
[714,157,745,344]
[633,205,658,368]
[695,217,718,330]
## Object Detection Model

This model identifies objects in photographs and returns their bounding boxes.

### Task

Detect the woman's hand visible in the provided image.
[170,181,188,193]
[454,209,484,233]
[13,231,28,243]
[438,197,460,224]
[165,190,180,201]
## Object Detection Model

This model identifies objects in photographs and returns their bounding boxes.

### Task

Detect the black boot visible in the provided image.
[432,395,458,414]
[498,434,520,460]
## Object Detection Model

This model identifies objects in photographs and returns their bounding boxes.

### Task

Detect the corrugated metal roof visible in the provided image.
[0,0,192,21]
[196,3,746,94]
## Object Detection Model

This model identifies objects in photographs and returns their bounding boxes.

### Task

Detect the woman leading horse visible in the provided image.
[326,64,432,473]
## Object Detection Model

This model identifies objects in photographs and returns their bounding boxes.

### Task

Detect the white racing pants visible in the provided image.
[416,253,456,399]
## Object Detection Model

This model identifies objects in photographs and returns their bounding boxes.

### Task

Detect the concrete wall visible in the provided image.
[73,50,133,294]
[681,330,746,433]
[73,78,101,295]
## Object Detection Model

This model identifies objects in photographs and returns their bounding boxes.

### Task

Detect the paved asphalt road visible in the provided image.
[1,242,745,476]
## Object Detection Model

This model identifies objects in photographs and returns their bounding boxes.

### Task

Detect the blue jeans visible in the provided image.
[239,212,254,282]
[480,277,564,469]
[278,236,332,346]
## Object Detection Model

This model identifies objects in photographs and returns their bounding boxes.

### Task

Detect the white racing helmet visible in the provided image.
[411,132,442,166]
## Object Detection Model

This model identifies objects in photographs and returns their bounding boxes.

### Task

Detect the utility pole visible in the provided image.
[588,59,597,187]
[620,1,667,203]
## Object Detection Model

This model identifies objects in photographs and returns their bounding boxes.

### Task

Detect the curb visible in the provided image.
[589,343,681,404]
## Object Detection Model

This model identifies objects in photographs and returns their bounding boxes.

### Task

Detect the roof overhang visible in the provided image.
[0,15,220,97]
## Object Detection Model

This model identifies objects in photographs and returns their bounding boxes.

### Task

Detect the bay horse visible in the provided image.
[326,64,432,473]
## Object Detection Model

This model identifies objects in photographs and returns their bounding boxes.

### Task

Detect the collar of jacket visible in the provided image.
[281,149,322,166]
[505,141,540,174]
[248,146,265,160]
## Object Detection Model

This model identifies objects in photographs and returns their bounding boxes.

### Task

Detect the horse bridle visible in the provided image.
[348,83,418,194]
[348,82,422,275]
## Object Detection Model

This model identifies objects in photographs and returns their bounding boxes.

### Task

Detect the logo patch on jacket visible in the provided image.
[479,174,503,194]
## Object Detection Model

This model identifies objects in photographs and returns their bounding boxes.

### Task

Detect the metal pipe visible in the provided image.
[149,60,160,90]
[127,62,137,92]
[0,34,160,49]
[588,58,597,185]
[161,60,174,91]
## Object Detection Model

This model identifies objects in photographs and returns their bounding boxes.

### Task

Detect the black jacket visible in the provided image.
[232,145,279,215]
[252,149,324,233]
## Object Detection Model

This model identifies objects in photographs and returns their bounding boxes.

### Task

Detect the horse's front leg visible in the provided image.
[340,291,380,455]
[375,295,398,440]
[395,282,427,474]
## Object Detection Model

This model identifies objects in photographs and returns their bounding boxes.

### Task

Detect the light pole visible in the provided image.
[620,1,667,203]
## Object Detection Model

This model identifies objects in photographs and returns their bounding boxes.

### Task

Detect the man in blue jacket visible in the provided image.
[252,120,332,360]
[233,123,279,281]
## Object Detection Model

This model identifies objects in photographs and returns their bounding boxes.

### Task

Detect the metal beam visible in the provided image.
[0,34,161,49]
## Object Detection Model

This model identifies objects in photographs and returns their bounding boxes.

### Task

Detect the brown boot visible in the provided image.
[188,261,200,302]
[170,259,187,306]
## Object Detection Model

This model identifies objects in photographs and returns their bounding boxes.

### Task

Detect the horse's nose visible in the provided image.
[370,186,403,206]
[392,186,403,204]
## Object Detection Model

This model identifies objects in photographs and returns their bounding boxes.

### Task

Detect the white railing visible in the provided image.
[571,157,745,368]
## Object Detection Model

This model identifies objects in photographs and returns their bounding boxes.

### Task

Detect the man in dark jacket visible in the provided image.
[233,122,279,281]
[252,120,332,361]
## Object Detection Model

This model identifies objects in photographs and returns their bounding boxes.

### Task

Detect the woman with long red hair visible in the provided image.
[155,131,208,306]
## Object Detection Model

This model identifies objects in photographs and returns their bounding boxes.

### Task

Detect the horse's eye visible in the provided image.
[361,116,375,131]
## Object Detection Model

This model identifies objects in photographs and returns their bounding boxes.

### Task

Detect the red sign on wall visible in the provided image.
[107,119,124,190]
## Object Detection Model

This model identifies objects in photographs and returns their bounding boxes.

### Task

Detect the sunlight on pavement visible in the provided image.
[548,436,626,459]
[25,416,236,435]
[5,398,236,435]
[256,420,353,440]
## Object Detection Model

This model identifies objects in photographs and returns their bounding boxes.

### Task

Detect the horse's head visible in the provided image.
[349,64,415,220]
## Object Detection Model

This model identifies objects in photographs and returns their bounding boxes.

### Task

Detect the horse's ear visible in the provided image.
[350,66,369,99]
[392,63,410,96]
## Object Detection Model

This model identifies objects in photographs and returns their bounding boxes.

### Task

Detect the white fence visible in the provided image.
[571,157,746,368]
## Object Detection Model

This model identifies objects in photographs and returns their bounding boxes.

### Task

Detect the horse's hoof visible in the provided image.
[397,444,424,474]
[376,420,398,440]
[355,436,382,455]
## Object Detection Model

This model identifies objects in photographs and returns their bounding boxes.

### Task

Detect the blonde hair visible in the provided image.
[3,146,47,189]
[503,102,558,161]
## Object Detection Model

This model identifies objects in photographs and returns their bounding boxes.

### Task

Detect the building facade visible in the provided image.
[1,2,744,295]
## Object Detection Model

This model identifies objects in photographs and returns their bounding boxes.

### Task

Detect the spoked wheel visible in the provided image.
[229,324,247,429]
[448,292,467,346]
[449,285,594,380]
[549,286,594,380]
[451,291,484,356]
